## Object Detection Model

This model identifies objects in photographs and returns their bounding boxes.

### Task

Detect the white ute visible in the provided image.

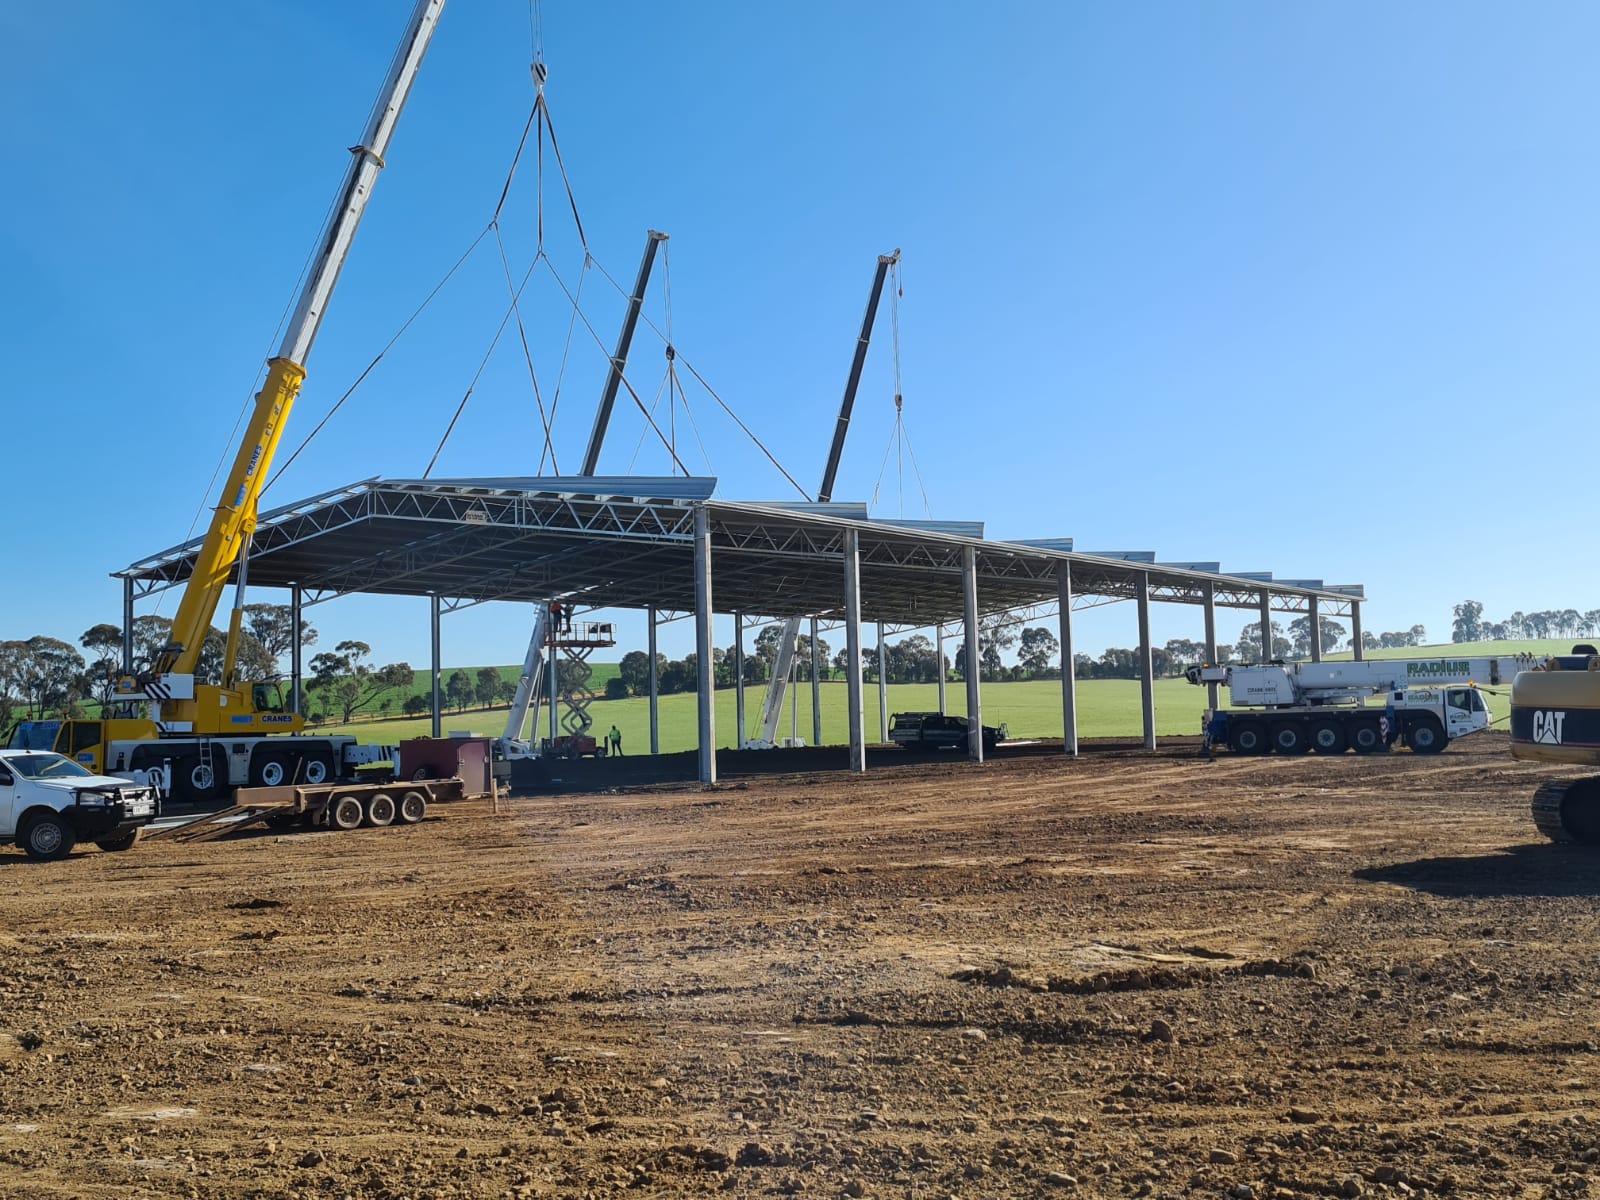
[0,749,156,861]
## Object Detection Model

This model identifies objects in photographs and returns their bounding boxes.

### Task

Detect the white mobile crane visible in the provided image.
[38,1,449,806]
[1188,654,1537,755]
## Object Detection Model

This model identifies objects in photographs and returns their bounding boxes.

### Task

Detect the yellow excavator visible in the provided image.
[1509,644,1600,843]
[36,1,448,805]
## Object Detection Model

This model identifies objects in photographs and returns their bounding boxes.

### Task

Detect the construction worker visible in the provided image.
[608,724,623,756]
[548,600,564,635]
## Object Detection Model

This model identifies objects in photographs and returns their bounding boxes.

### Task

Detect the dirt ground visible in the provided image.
[1,731,1597,1199]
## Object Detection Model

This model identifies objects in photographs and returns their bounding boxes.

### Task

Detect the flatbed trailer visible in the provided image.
[144,777,465,845]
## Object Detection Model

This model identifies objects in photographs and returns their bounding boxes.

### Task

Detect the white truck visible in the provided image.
[1187,655,1537,755]
[0,749,157,860]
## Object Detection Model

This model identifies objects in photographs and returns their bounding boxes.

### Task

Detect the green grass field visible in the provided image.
[318,638,1566,753]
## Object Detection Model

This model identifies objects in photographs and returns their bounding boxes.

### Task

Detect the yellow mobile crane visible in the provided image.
[43,1,448,805]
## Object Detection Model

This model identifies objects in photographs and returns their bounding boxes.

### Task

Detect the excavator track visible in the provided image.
[1531,777,1600,845]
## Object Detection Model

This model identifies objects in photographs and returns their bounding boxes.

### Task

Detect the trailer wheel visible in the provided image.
[1406,716,1446,755]
[1309,720,1347,755]
[330,795,365,831]
[398,791,428,824]
[1230,721,1268,754]
[1349,719,1382,754]
[1271,721,1309,755]
[21,813,75,862]
[364,793,396,827]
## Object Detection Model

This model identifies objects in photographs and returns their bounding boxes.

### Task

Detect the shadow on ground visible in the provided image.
[1356,842,1600,898]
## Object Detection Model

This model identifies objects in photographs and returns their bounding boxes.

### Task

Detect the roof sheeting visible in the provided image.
[117,478,1361,625]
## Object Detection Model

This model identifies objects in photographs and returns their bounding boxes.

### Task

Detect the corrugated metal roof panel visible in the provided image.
[1325,584,1366,598]
[1159,561,1222,572]
[1080,551,1156,562]
[1229,572,1274,581]
[1007,537,1075,552]
[383,476,719,501]
[873,518,985,538]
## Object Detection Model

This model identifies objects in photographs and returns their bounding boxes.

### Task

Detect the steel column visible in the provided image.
[844,529,866,773]
[1308,596,1322,662]
[935,623,947,714]
[1259,593,1273,662]
[1057,563,1077,756]
[694,507,716,785]
[877,621,889,742]
[429,594,442,739]
[547,632,558,745]
[290,585,304,716]
[648,605,661,754]
[962,547,983,762]
[734,611,746,747]
[809,615,822,748]
[1137,571,1156,751]
[1351,602,1365,662]
[1202,580,1219,712]
[121,577,134,674]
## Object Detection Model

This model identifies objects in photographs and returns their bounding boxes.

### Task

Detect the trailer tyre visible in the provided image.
[96,830,141,853]
[331,795,365,831]
[1309,720,1347,755]
[1271,721,1309,755]
[364,793,396,827]
[1349,719,1383,754]
[1230,721,1268,755]
[398,791,428,824]
[21,813,75,862]
[1407,716,1446,755]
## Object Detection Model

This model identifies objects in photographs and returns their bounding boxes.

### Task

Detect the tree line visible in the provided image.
[1452,600,1600,643]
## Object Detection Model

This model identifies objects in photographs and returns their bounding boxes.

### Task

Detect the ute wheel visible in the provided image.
[410,765,436,782]
[95,830,141,853]
[1406,716,1446,755]
[1532,778,1600,844]
[330,795,365,831]
[1230,721,1269,755]
[364,793,397,827]
[1271,721,1309,755]
[1349,719,1383,754]
[1309,720,1347,755]
[21,814,76,862]
[398,791,428,824]
[250,752,294,788]
[173,757,224,806]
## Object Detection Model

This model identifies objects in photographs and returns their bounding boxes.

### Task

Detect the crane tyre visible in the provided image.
[249,752,294,788]
[1406,716,1446,755]
[330,795,365,831]
[1532,777,1600,845]
[1230,721,1268,755]
[1349,719,1383,754]
[173,757,224,806]
[301,752,335,786]
[1309,720,1347,755]
[21,813,75,862]
[363,793,396,827]
[410,765,436,782]
[398,791,428,824]
[1271,721,1309,755]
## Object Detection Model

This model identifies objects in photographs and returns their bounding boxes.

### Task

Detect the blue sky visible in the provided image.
[4,1,1597,673]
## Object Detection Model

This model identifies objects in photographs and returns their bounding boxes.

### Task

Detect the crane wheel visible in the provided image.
[364,793,397,827]
[1271,721,1309,755]
[1229,721,1268,755]
[1310,720,1347,755]
[398,791,428,825]
[1532,778,1600,845]
[330,795,365,831]
[1406,717,1446,755]
[1349,720,1383,754]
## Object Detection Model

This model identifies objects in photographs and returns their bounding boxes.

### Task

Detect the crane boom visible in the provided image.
[749,250,900,748]
[157,0,447,676]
